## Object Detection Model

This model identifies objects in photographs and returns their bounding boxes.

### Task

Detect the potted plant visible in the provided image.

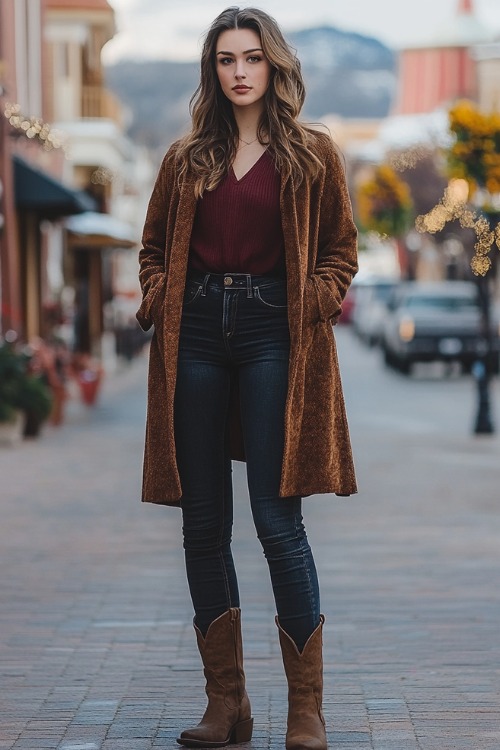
[71,353,104,406]
[0,342,53,443]
[19,373,53,437]
[0,343,26,445]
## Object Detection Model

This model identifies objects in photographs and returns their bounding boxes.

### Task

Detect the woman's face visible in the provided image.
[215,28,272,111]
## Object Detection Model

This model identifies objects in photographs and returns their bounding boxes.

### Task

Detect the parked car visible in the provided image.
[381,281,500,374]
[352,278,398,346]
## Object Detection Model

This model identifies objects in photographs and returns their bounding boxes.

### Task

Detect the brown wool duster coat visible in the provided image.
[136,131,358,506]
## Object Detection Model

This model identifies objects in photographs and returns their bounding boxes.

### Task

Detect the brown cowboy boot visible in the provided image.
[177,608,253,747]
[276,615,327,750]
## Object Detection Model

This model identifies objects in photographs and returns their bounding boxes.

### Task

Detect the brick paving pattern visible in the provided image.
[1,329,499,749]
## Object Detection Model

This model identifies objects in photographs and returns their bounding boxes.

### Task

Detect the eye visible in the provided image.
[248,55,262,63]
[218,57,233,65]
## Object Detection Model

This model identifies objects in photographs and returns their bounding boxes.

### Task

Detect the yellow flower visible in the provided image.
[356,164,413,237]
[448,100,500,191]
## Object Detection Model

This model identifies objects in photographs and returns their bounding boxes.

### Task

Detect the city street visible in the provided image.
[1,326,499,750]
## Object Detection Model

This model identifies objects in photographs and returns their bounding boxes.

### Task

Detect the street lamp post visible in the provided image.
[473,275,494,434]
[472,212,499,435]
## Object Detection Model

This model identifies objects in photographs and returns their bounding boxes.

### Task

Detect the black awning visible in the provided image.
[13,155,97,218]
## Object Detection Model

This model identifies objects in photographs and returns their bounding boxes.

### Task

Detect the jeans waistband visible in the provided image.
[187,271,286,296]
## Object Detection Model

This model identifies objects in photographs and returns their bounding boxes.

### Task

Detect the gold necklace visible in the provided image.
[239,136,259,146]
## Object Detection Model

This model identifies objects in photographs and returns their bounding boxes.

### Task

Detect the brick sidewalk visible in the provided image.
[1,332,499,750]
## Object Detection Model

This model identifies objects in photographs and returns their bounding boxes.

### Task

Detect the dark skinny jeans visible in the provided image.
[174,272,320,650]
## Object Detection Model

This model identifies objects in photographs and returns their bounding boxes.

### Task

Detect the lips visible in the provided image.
[232,85,251,91]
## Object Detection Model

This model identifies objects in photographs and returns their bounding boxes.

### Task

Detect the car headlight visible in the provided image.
[399,316,415,342]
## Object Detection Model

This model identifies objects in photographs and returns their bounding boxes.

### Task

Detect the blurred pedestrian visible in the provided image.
[137,7,358,749]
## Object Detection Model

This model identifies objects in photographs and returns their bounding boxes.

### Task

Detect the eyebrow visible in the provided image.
[216,48,263,55]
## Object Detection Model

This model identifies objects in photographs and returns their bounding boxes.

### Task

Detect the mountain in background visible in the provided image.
[105,26,396,155]
[289,26,396,119]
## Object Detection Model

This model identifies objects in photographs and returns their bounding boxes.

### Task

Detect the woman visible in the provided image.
[136,7,358,750]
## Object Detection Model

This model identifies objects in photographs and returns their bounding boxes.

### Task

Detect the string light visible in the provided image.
[388,134,500,277]
[416,186,498,277]
[90,167,114,185]
[390,145,431,171]
[3,102,66,152]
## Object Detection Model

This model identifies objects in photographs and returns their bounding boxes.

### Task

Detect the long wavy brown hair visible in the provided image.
[176,6,323,197]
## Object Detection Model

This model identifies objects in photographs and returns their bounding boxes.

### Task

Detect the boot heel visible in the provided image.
[230,717,253,743]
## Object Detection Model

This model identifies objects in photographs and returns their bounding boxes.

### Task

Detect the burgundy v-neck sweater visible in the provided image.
[189,149,285,275]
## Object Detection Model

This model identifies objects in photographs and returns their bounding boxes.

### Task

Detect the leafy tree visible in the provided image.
[357,164,414,238]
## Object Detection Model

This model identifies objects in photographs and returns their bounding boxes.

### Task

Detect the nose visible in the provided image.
[234,59,246,79]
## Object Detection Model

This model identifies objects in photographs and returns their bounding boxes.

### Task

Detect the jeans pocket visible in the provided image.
[254,282,288,309]
[183,279,203,307]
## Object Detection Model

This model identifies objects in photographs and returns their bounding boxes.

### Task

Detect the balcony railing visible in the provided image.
[81,86,123,125]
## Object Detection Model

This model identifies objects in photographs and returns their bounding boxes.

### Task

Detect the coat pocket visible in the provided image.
[307,275,341,324]
[136,274,166,331]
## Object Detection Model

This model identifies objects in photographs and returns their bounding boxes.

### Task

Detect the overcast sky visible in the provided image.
[102,0,500,63]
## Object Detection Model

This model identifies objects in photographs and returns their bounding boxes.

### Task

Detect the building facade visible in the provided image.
[473,42,500,113]
[1,0,147,362]
[0,0,93,342]
[393,0,491,116]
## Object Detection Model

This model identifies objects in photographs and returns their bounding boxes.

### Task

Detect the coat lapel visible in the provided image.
[164,176,197,317]
[280,173,301,292]
[280,172,306,352]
